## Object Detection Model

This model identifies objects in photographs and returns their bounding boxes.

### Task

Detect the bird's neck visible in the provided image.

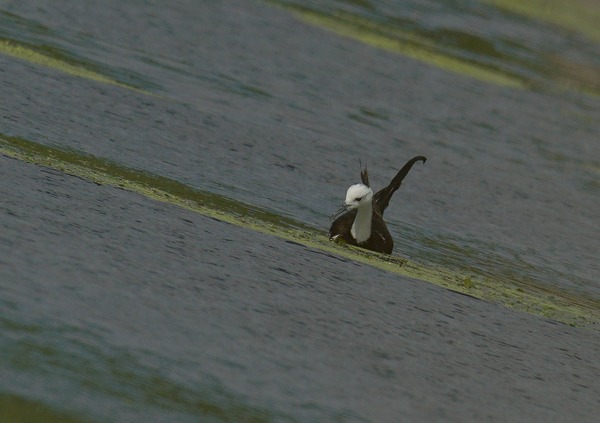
[351,202,372,243]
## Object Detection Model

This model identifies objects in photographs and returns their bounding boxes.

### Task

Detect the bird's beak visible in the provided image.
[330,202,352,221]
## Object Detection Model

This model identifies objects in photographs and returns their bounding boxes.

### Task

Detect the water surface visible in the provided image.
[1,0,599,421]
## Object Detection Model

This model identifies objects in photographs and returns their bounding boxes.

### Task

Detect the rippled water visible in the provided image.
[1,0,599,421]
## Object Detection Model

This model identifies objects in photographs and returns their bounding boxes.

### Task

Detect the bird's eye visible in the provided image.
[356,197,362,201]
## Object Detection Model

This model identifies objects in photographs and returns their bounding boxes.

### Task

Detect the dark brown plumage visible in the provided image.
[329,156,427,254]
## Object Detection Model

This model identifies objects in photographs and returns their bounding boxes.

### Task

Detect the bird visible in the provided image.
[328,156,427,254]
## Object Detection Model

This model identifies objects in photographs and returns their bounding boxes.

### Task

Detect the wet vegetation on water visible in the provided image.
[267,0,600,97]
[0,38,158,94]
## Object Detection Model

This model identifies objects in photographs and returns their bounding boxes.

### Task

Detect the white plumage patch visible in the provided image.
[345,184,373,243]
[345,184,373,205]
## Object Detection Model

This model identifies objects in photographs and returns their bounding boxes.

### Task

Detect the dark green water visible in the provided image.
[1,0,599,421]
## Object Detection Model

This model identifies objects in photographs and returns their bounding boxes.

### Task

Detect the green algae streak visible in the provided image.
[483,0,600,43]
[265,1,600,97]
[266,2,525,89]
[2,134,598,328]
[0,39,156,95]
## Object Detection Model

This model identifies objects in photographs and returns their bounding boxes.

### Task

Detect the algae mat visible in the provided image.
[266,1,525,89]
[1,134,598,328]
[483,0,600,43]
[266,1,600,97]
[0,38,158,96]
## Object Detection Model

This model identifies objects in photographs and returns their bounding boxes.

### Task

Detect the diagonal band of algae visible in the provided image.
[1,134,598,328]
[0,38,159,96]
[265,1,526,89]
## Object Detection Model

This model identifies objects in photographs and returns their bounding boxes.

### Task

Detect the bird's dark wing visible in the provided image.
[328,204,395,254]
[328,209,358,245]
[373,156,426,214]
[363,204,394,254]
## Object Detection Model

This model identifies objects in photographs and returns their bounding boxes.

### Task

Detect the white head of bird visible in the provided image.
[330,183,374,243]
[344,184,373,208]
